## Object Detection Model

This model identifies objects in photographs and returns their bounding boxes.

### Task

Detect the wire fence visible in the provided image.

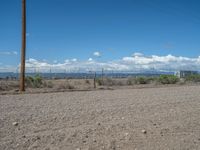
[0,66,175,80]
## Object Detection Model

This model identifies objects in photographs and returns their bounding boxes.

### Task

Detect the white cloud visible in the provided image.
[71,58,77,62]
[88,58,93,61]
[132,52,143,57]
[12,53,200,73]
[64,59,70,63]
[93,51,101,57]
[121,54,200,71]
[0,51,18,55]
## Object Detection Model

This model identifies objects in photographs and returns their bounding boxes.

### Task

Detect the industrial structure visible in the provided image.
[175,70,198,78]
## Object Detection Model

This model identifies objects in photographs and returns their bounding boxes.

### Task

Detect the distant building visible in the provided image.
[175,70,198,78]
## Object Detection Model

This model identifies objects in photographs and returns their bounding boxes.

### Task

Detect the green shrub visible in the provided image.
[34,74,43,88]
[185,74,200,82]
[25,74,43,88]
[25,76,34,87]
[158,75,179,84]
[136,77,148,84]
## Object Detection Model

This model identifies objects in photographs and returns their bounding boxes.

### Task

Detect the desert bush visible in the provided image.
[105,78,115,86]
[178,78,186,85]
[96,78,104,85]
[116,80,124,86]
[127,76,157,85]
[25,76,34,87]
[96,77,124,86]
[85,79,90,84]
[127,78,132,85]
[136,77,148,84]
[96,77,111,86]
[127,77,137,85]
[58,81,75,89]
[25,74,43,88]
[43,81,54,88]
[0,82,8,91]
[157,75,179,84]
[185,74,200,82]
[34,74,43,87]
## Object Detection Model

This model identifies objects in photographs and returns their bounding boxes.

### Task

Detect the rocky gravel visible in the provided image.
[1,85,200,150]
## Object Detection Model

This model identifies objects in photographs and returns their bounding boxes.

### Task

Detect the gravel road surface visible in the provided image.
[1,86,200,150]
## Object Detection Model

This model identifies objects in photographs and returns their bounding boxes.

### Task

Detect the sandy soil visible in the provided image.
[1,86,200,150]
[0,78,196,95]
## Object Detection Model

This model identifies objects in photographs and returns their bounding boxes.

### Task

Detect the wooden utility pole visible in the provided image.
[20,0,26,91]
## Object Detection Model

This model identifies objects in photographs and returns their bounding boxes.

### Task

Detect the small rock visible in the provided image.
[36,136,41,140]
[14,89,19,92]
[141,129,147,134]
[97,122,101,126]
[12,122,18,126]
[121,117,125,120]
[82,140,86,143]
[76,148,81,150]
[125,132,129,136]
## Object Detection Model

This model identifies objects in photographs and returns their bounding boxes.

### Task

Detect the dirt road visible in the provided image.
[1,86,200,150]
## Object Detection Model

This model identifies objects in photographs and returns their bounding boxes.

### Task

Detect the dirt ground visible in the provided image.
[1,85,200,150]
[0,78,195,95]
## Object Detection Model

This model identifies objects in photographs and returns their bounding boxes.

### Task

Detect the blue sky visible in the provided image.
[1,0,200,72]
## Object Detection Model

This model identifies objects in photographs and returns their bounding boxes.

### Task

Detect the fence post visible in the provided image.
[94,72,96,89]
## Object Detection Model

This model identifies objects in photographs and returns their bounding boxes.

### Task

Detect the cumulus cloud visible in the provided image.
[16,53,199,73]
[93,51,101,57]
[71,58,77,62]
[88,58,93,61]
[132,52,143,57]
[22,57,129,73]
[121,54,200,71]
[0,51,18,55]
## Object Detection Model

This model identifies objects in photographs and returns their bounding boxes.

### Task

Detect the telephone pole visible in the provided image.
[20,0,26,91]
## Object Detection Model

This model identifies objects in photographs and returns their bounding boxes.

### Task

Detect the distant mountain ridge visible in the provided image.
[0,71,174,79]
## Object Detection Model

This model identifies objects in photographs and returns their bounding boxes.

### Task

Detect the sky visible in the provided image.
[0,0,200,72]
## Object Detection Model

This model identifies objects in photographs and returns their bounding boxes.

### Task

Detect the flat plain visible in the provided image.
[1,85,200,150]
